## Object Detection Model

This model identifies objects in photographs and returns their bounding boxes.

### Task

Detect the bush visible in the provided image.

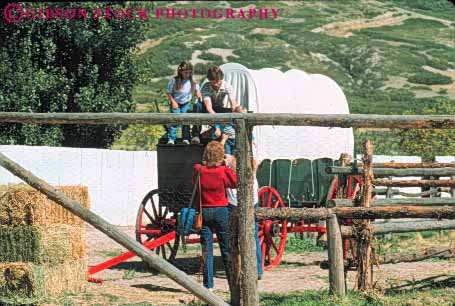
[198,52,223,62]
[408,71,452,85]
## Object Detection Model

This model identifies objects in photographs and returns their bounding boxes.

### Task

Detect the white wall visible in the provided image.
[0,145,157,225]
[0,146,440,225]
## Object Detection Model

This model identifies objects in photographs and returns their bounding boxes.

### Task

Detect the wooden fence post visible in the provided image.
[357,140,374,291]
[0,152,229,306]
[231,119,259,306]
[327,214,346,295]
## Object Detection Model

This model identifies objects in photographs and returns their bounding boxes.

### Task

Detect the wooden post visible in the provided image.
[327,214,345,295]
[357,140,374,291]
[0,152,229,306]
[232,119,258,306]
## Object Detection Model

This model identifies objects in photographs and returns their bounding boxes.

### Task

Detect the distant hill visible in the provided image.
[133,0,455,115]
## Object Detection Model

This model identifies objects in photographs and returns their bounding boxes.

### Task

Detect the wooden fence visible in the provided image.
[2,112,455,305]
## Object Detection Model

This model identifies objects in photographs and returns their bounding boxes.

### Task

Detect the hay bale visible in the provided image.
[0,260,87,304]
[0,184,90,226]
[0,225,86,264]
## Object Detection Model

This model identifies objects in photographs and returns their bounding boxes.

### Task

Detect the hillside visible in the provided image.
[114,0,455,156]
[134,0,455,114]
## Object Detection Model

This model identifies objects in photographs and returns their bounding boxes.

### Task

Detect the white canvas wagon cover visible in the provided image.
[219,63,354,161]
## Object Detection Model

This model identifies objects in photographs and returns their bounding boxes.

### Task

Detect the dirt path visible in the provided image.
[74,225,455,305]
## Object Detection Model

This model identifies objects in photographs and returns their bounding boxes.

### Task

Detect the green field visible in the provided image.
[117,0,455,157]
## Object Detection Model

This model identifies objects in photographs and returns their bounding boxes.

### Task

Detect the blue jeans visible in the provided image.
[254,204,263,277]
[191,102,205,137]
[192,102,232,138]
[224,138,236,155]
[200,206,231,289]
[168,102,191,141]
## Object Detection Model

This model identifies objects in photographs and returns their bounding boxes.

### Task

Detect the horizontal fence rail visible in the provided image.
[255,206,455,221]
[373,179,455,187]
[341,219,455,237]
[2,112,455,128]
[327,166,455,177]
[360,162,455,168]
[330,198,455,207]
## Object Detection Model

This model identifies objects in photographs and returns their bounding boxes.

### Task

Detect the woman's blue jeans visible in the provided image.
[200,206,231,289]
[168,102,190,141]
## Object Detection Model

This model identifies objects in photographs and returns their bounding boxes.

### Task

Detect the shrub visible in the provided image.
[408,71,452,85]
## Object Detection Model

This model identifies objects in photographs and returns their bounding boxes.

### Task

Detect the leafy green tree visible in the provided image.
[0,2,145,147]
[111,125,165,151]
[399,98,455,161]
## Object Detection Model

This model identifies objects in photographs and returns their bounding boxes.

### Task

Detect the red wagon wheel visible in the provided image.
[258,186,288,271]
[327,176,361,261]
[135,189,179,261]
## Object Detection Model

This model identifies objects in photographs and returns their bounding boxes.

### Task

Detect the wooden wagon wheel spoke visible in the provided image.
[143,208,154,222]
[161,245,167,258]
[150,200,159,219]
[135,189,179,262]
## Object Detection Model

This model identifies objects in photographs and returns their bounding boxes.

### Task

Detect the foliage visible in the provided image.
[354,130,405,156]
[0,2,144,148]
[194,63,213,75]
[110,125,165,151]
[399,98,455,161]
[199,52,223,62]
[408,70,453,85]
[285,236,324,254]
[391,0,455,19]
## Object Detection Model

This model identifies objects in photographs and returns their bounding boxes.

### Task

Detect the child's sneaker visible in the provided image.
[167,139,175,145]
[191,136,200,144]
[182,139,190,145]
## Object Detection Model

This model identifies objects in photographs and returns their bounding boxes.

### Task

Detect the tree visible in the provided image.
[399,98,455,161]
[0,2,145,147]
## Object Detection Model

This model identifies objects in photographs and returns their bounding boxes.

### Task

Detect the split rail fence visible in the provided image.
[2,112,455,305]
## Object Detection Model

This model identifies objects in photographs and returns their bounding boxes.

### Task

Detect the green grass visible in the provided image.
[102,293,120,303]
[285,236,324,254]
[99,250,124,258]
[122,269,137,280]
[259,288,455,306]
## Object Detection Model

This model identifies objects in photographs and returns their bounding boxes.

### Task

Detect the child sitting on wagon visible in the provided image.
[166,61,202,145]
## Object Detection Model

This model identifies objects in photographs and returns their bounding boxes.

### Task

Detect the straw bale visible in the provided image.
[0,184,90,226]
[0,260,87,304]
[0,225,86,264]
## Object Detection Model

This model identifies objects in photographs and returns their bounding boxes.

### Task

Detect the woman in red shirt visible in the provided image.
[193,141,237,290]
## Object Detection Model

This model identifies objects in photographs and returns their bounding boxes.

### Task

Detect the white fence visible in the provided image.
[0,145,157,225]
